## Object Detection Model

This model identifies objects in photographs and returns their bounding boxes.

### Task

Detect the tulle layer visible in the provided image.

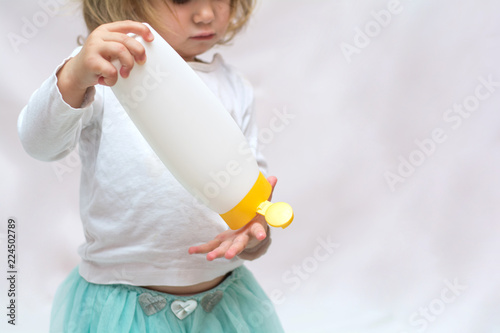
[50,265,283,333]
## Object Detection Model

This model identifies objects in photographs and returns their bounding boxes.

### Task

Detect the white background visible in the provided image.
[1,0,500,332]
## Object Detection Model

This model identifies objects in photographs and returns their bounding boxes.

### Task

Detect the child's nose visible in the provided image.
[193,0,215,24]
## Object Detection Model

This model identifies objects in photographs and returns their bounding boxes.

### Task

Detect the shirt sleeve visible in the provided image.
[234,75,273,261]
[18,55,96,162]
[238,78,269,177]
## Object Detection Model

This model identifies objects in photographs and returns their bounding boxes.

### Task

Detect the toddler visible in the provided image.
[18,0,284,332]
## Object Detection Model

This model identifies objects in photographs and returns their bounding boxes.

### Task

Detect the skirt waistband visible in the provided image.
[103,265,242,302]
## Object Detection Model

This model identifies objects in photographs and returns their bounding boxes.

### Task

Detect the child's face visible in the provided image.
[151,0,232,61]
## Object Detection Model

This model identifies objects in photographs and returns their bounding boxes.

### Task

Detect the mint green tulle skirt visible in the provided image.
[50,265,283,333]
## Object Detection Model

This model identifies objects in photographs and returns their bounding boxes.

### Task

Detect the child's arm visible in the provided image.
[188,176,277,261]
[18,21,154,161]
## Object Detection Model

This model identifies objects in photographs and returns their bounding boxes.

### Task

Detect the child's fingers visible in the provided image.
[188,239,221,255]
[267,176,277,189]
[92,62,118,86]
[98,41,137,78]
[101,20,154,43]
[267,176,277,200]
[224,235,250,260]
[102,32,149,65]
[86,41,138,85]
[206,240,234,261]
[250,221,267,241]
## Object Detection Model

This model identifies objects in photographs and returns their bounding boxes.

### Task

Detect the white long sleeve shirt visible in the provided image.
[18,51,269,286]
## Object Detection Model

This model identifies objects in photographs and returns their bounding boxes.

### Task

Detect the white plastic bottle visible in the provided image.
[111,24,293,230]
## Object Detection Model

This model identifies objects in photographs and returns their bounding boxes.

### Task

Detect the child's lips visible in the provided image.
[191,32,216,40]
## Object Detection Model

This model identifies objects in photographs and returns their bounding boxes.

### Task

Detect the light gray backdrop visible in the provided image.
[1,0,499,332]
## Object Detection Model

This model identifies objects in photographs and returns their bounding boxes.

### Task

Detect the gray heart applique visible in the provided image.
[138,293,167,316]
[201,290,224,313]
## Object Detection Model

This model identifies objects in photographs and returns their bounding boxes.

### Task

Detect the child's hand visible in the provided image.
[57,20,154,108]
[188,176,278,261]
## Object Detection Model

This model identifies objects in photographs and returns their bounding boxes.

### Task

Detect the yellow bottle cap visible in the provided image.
[256,201,294,229]
[220,172,294,230]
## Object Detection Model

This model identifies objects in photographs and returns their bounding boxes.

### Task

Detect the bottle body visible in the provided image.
[111,24,293,230]
[111,25,260,219]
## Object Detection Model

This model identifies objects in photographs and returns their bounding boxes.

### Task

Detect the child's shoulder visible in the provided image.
[191,54,249,83]
[191,53,253,97]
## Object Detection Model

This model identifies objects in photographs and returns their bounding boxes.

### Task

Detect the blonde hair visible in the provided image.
[82,0,255,44]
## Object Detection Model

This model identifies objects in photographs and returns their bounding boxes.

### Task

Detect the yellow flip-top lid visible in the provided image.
[220,172,294,230]
[256,201,294,229]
